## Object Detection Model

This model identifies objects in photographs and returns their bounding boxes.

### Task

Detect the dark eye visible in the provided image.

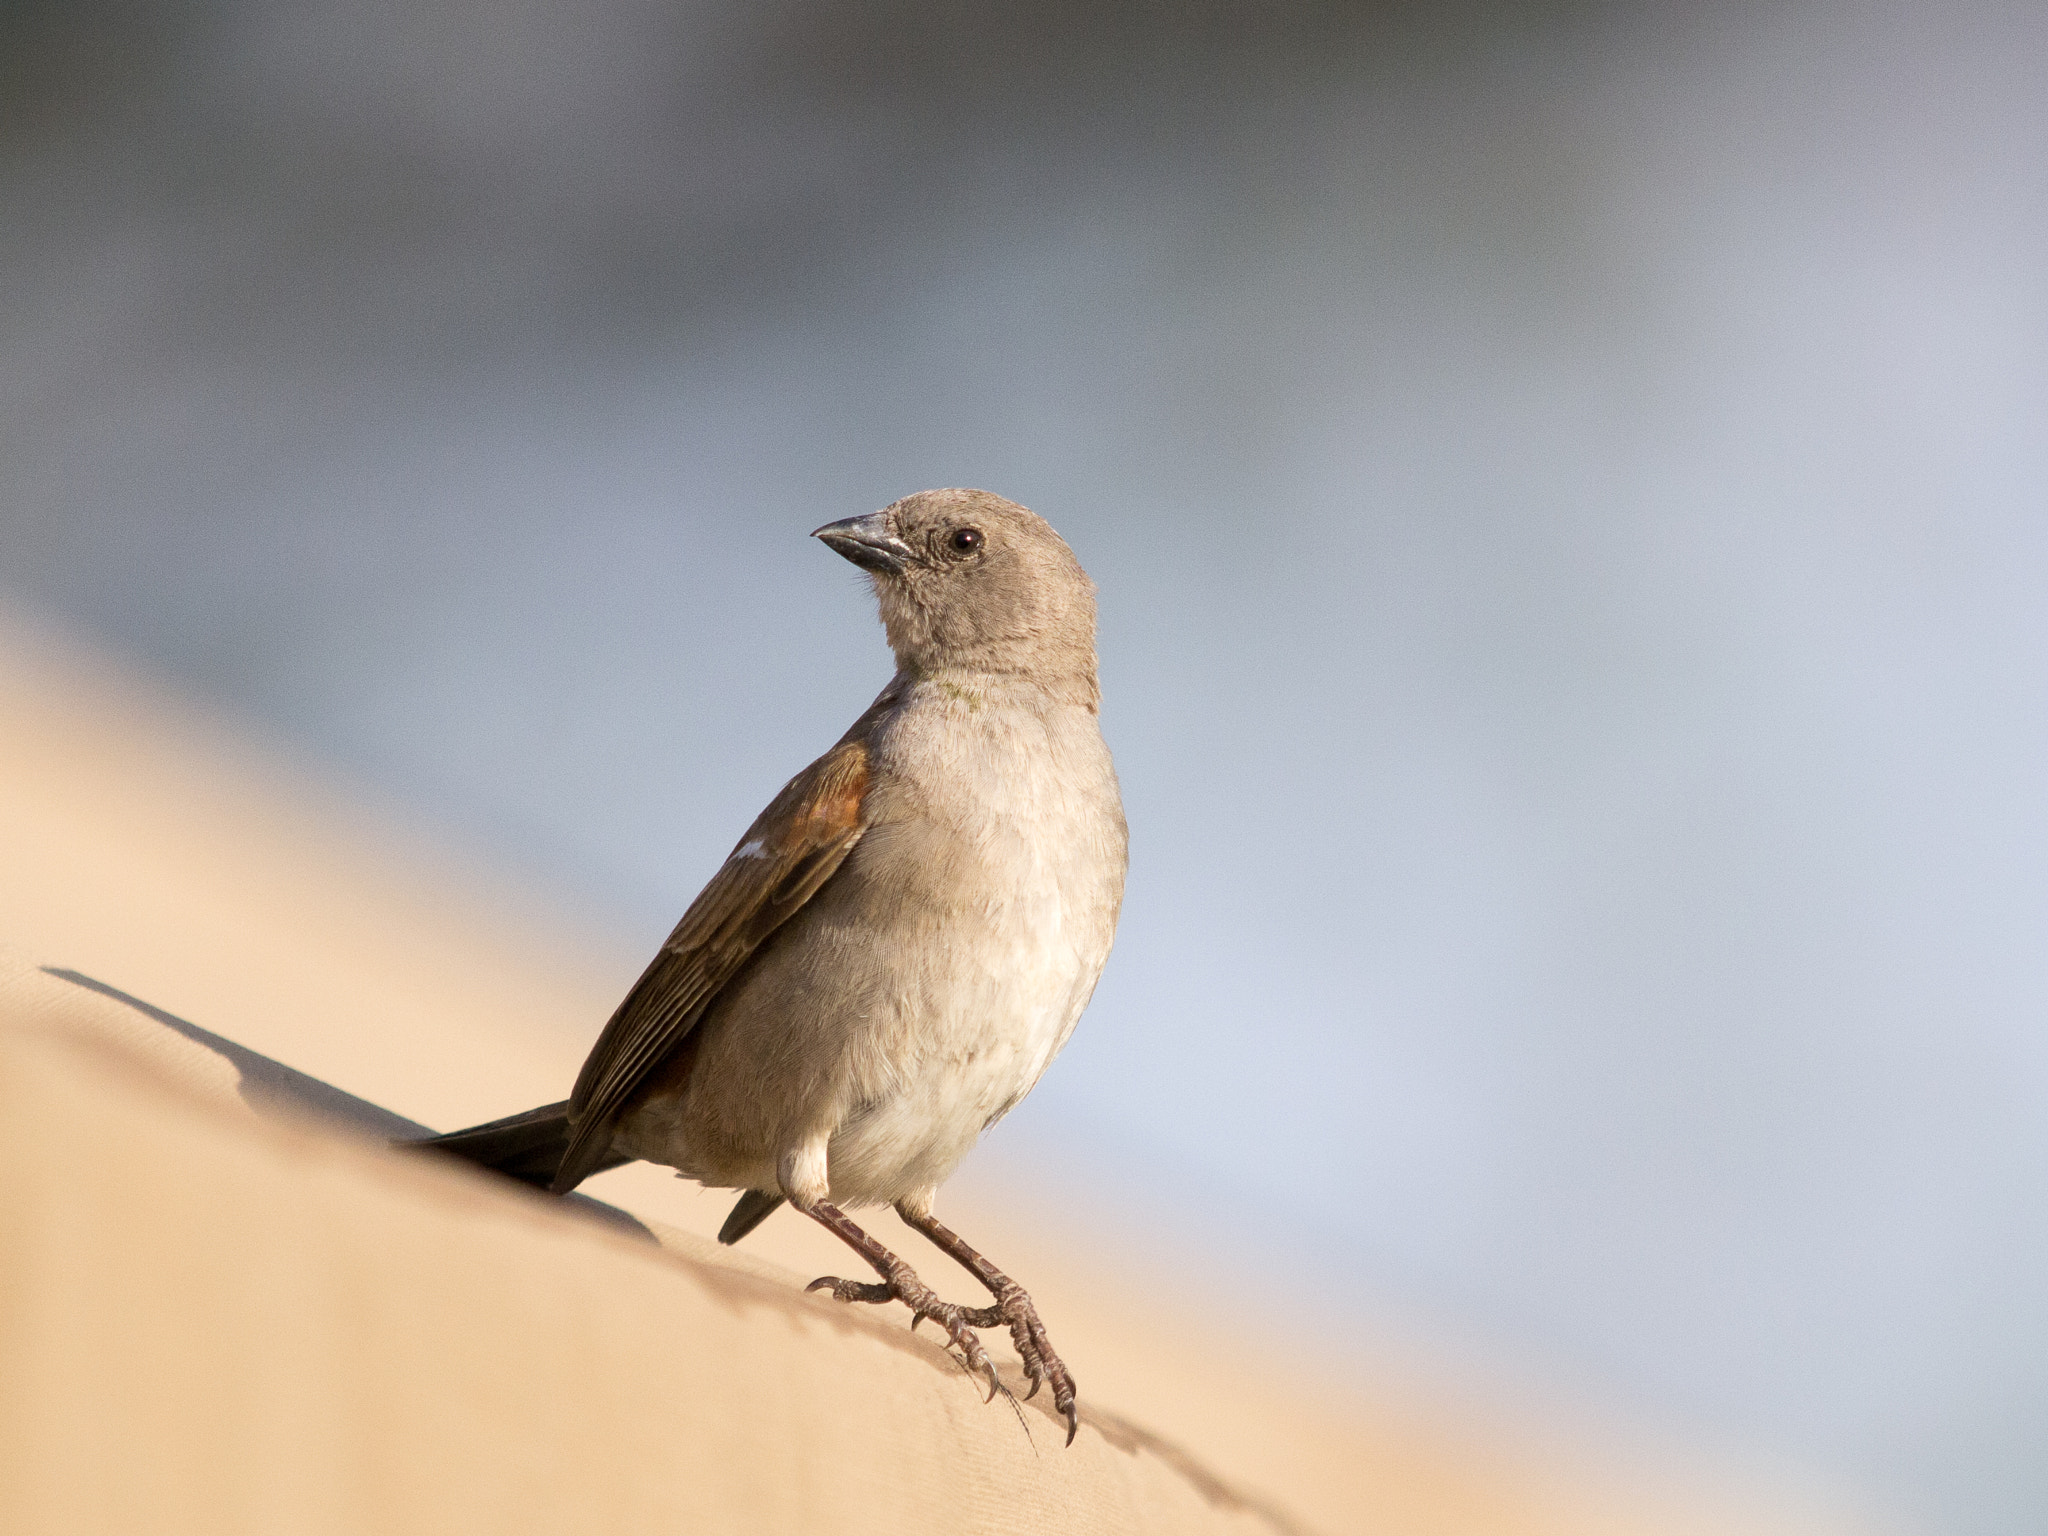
[948,527,983,556]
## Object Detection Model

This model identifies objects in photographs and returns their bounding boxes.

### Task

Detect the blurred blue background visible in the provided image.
[4,2,2046,1529]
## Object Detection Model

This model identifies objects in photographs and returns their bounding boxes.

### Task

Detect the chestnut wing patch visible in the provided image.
[550,740,871,1192]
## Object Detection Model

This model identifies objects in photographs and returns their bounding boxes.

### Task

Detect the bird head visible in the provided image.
[814,489,1099,697]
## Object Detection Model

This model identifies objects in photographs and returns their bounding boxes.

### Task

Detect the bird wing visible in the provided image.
[549,736,873,1192]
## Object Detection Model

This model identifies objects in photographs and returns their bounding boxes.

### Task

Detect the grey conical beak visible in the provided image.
[812,512,915,574]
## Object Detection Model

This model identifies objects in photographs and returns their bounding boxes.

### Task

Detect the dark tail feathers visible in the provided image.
[406,1100,629,1190]
[407,1103,783,1246]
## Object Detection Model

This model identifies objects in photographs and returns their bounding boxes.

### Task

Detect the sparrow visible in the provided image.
[417,488,1127,1443]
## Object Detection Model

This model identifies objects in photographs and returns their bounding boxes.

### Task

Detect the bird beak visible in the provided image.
[812,512,915,575]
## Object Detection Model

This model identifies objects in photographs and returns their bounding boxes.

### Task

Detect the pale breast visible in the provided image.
[816,688,1125,1198]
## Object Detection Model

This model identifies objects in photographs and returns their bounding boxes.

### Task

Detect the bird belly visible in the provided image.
[818,935,1093,1206]
[610,915,1100,1204]
[612,693,1124,1209]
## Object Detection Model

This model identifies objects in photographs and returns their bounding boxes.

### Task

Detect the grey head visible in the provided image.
[814,489,1099,698]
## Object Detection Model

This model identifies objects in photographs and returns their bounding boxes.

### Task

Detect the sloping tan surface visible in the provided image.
[0,610,1862,1535]
[0,954,1299,1535]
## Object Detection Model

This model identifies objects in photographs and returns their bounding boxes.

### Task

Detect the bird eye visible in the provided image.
[948,527,983,556]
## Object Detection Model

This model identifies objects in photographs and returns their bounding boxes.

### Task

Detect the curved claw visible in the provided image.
[804,1247,1037,1429]
[976,1282,1078,1445]
[918,1309,1000,1402]
[808,1274,896,1304]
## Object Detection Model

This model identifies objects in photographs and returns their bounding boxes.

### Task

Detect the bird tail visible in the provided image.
[405,1100,629,1190]
[717,1189,785,1245]
[411,1106,781,1244]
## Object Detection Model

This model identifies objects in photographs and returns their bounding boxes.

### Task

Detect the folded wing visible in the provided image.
[550,738,872,1193]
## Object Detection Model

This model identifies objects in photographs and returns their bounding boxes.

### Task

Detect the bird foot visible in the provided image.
[974,1281,1078,1445]
[806,1259,1003,1402]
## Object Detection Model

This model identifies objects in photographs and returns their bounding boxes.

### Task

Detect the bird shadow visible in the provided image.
[39,966,652,1242]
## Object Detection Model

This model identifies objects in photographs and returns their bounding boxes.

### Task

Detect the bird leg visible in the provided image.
[895,1205,1079,1445]
[799,1200,1003,1402]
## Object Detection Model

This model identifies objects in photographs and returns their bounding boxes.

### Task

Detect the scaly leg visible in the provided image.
[798,1200,1004,1403]
[896,1205,1078,1445]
